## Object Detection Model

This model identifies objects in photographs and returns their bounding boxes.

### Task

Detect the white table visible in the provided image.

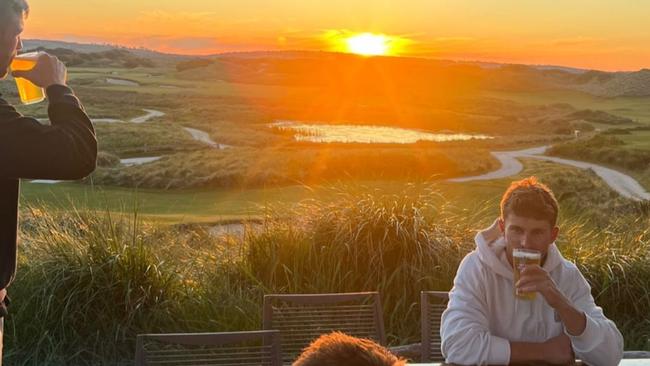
[410,360,650,366]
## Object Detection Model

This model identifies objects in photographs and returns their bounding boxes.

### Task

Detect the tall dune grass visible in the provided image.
[560,216,650,322]
[4,184,650,365]
[245,184,483,342]
[6,208,185,365]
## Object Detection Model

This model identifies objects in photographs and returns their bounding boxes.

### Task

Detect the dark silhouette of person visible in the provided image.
[0,0,97,360]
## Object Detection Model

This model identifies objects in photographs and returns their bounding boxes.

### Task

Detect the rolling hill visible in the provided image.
[23,39,650,97]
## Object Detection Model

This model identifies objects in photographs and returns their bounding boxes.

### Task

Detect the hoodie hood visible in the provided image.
[475,219,565,280]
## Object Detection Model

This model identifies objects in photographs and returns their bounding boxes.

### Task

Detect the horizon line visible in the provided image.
[23,37,649,74]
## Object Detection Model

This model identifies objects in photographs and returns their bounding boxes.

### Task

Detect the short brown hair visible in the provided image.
[0,0,29,21]
[500,176,559,227]
[292,332,405,366]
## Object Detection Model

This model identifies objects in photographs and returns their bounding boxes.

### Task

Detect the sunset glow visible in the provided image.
[323,31,411,58]
[346,33,390,56]
[21,0,650,71]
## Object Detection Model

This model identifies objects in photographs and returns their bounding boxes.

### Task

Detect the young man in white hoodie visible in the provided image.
[441,177,623,366]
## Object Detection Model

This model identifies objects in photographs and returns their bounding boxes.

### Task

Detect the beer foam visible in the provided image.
[512,250,541,259]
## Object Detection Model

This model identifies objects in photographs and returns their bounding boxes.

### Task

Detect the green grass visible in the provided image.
[618,131,650,149]
[19,175,514,225]
[20,181,318,223]
[16,65,650,198]
[487,93,650,156]
[547,134,650,190]
[484,90,650,123]
[94,121,204,156]
[67,65,316,99]
[85,144,500,190]
[23,147,646,226]
[5,177,650,365]
[23,160,645,236]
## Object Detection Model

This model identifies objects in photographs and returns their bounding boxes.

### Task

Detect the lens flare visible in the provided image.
[346,33,390,56]
[323,30,412,57]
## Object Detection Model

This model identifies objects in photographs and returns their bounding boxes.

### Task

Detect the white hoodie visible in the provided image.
[440,220,624,366]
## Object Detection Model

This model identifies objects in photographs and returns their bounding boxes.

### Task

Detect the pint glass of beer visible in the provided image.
[10,52,45,105]
[513,248,541,300]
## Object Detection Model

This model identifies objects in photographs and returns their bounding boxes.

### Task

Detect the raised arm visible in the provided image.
[515,262,624,366]
[0,53,96,180]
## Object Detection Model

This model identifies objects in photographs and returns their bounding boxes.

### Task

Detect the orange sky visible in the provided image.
[23,0,650,71]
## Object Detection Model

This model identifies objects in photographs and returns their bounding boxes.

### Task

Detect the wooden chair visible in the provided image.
[135,330,281,366]
[421,291,449,362]
[263,292,386,364]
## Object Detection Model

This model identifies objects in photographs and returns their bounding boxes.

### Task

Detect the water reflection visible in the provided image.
[271,121,493,144]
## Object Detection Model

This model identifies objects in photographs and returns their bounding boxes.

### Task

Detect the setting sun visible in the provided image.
[346,33,390,56]
[323,31,412,57]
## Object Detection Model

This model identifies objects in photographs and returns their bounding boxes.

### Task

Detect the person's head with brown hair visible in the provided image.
[0,0,29,78]
[292,332,406,366]
[0,0,28,21]
[500,176,559,227]
[498,176,560,265]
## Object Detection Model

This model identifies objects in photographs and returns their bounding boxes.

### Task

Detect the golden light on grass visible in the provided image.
[323,30,412,57]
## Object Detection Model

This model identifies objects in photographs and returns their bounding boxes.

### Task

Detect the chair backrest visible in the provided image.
[420,291,449,362]
[263,292,386,364]
[135,330,281,366]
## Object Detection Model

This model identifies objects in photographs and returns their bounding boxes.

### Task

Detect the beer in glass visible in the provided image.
[513,248,541,300]
[10,52,45,105]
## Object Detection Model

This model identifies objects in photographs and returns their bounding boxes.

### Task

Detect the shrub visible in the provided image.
[548,134,650,174]
[176,58,215,72]
[5,184,649,364]
[6,209,184,365]
[96,151,121,167]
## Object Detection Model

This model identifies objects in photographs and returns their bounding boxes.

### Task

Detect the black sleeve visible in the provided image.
[0,84,97,180]
[0,179,18,290]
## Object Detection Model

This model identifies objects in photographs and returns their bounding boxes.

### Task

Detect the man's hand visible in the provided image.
[12,52,67,88]
[542,334,575,365]
[517,264,587,336]
[516,264,566,308]
[0,288,5,304]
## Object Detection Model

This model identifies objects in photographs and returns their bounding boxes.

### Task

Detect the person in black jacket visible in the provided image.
[0,0,97,361]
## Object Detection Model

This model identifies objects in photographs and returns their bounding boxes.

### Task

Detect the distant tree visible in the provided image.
[176,58,215,72]
[139,58,155,68]
[122,57,155,69]
[67,55,84,67]
[122,60,138,69]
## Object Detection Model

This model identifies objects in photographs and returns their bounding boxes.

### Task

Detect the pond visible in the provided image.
[270,121,493,144]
